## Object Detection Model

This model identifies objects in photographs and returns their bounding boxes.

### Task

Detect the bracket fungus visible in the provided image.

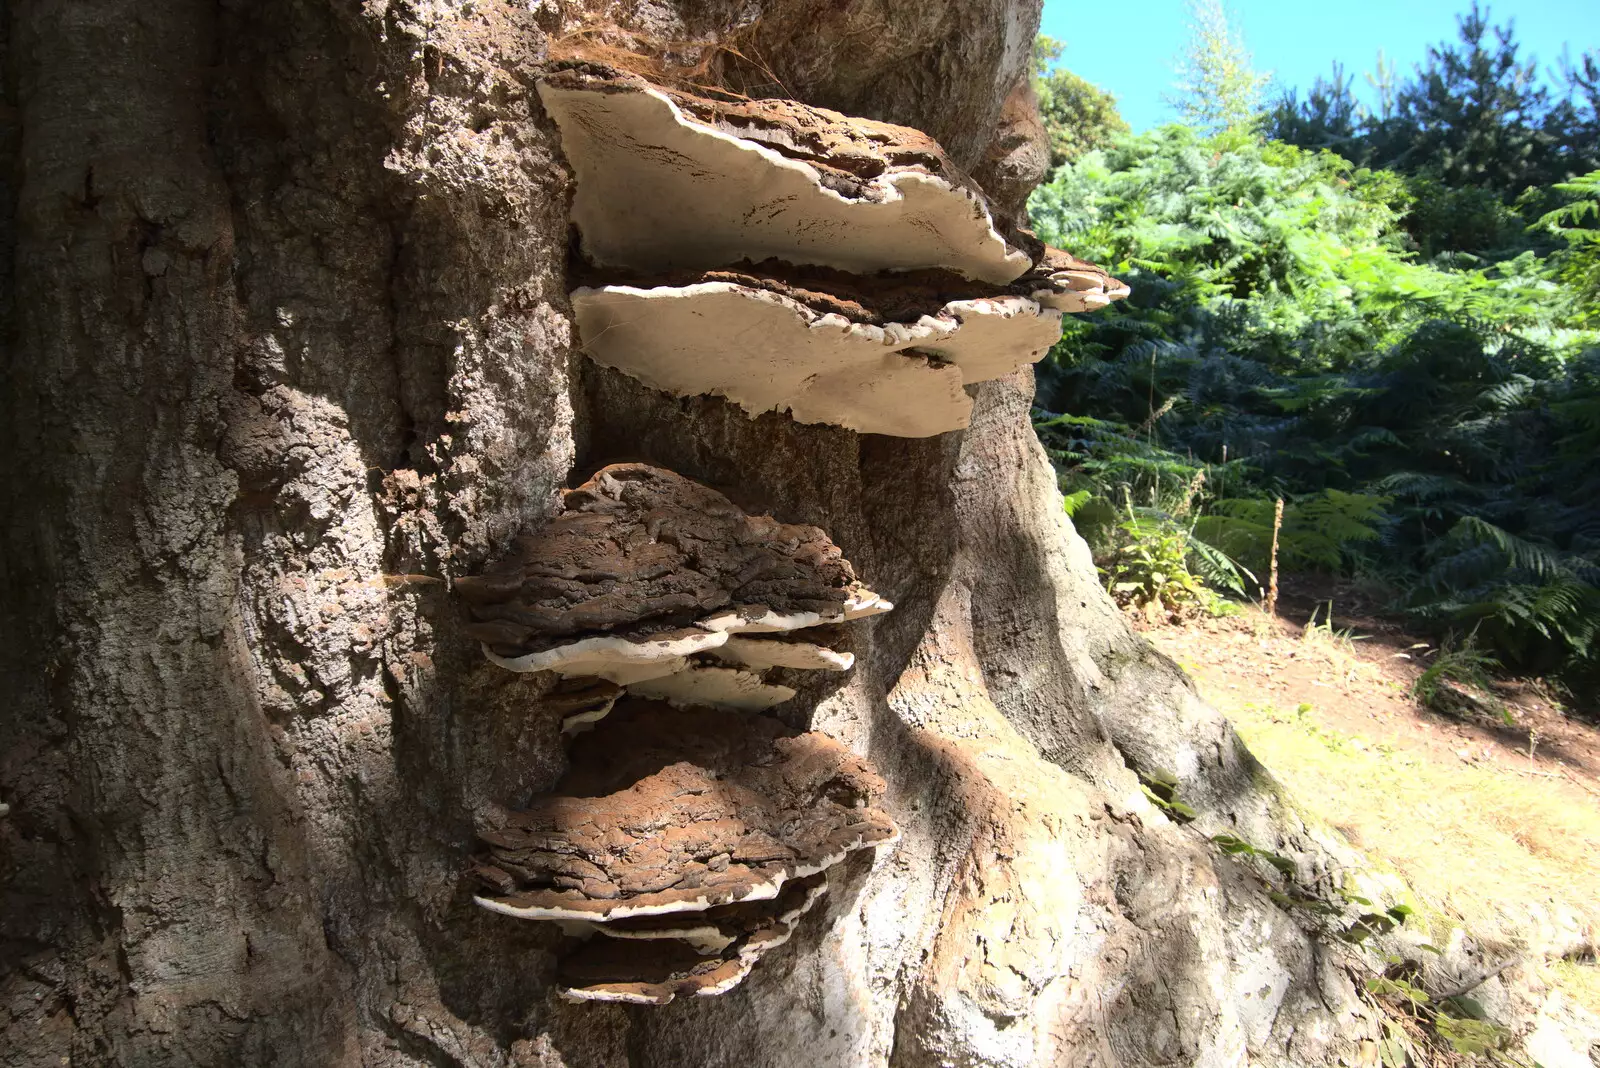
[451,71,1123,1007]
[537,66,1034,283]
[570,276,1064,436]
[469,700,897,923]
[458,464,890,684]
[540,64,1129,437]
[544,677,625,735]
[709,631,855,672]
[557,874,830,1004]
[1023,246,1134,313]
[580,872,829,956]
[468,701,897,1001]
[627,664,798,712]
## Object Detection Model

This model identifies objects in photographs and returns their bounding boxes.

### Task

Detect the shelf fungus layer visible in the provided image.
[1023,246,1133,313]
[558,874,830,1005]
[543,677,625,735]
[468,700,898,923]
[627,664,798,712]
[709,631,855,672]
[537,66,1034,283]
[571,278,1064,437]
[457,464,891,680]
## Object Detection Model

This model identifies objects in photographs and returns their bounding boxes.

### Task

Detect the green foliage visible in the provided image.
[1166,0,1272,136]
[1536,170,1600,323]
[1433,1013,1511,1057]
[1028,114,1600,683]
[1211,830,1423,954]
[1139,768,1198,821]
[1197,491,1388,576]
[1404,174,1529,260]
[1366,976,1430,1008]
[1268,5,1600,259]
[1413,630,1509,724]
[1033,37,1129,168]
[1211,833,1296,877]
[1382,5,1574,196]
[1364,969,1520,1063]
[1098,496,1251,615]
[1035,414,1253,612]
[1340,904,1416,944]
[1376,1019,1415,1068]
[1101,504,1212,611]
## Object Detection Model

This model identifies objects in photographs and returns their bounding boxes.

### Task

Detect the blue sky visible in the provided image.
[1038,0,1600,132]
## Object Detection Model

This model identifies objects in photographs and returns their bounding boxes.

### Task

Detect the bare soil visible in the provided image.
[1143,575,1600,803]
[1136,574,1600,1019]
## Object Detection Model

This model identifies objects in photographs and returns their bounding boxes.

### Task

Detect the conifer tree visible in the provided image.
[1167,0,1272,135]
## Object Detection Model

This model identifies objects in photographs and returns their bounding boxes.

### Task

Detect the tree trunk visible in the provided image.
[2,1,1378,1064]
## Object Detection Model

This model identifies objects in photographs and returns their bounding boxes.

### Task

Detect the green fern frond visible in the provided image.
[1450,517,1569,580]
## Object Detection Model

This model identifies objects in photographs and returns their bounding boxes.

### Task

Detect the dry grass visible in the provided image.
[1228,700,1600,958]
[1297,610,1383,688]
[1549,959,1600,1018]
[1152,603,1600,1029]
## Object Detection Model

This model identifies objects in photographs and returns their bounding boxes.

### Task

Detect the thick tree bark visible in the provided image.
[2,1,1392,1064]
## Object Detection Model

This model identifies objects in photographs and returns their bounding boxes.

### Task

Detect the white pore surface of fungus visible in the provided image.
[537,80,1032,284]
[628,665,798,712]
[571,283,1063,437]
[710,636,855,672]
[482,629,728,684]
[559,877,833,1005]
[481,588,891,685]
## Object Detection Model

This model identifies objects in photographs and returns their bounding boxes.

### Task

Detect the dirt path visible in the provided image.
[1150,575,1600,803]
[1136,578,1600,1013]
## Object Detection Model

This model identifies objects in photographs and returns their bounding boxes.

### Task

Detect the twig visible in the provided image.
[1429,957,1522,1001]
[1561,767,1600,799]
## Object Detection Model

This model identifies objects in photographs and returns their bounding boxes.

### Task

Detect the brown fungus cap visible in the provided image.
[468,700,898,922]
[457,464,890,678]
[537,66,1034,283]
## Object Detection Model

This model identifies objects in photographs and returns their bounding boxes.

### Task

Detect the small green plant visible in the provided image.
[1139,768,1197,821]
[1098,492,1253,618]
[1339,903,1414,944]
[1212,833,1297,877]
[1212,831,1422,948]
[1302,603,1366,652]
[1061,488,1094,516]
[1413,629,1511,724]
[1434,1013,1513,1057]
[1102,507,1210,612]
[1206,596,1243,618]
[1366,975,1430,1008]
[1363,966,1527,1064]
[1375,1018,1418,1068]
